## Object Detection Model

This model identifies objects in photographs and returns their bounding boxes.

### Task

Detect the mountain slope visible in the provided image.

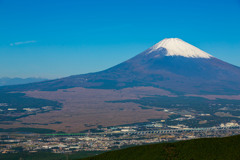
[1,38,240,95]
[81,135,240,160]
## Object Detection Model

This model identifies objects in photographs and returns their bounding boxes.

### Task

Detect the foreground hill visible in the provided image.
[81,135,240,160]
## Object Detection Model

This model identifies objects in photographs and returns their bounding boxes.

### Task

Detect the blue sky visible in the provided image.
[0,0,240,78]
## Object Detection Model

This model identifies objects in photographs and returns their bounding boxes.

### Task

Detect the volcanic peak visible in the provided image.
[147,38,213,59]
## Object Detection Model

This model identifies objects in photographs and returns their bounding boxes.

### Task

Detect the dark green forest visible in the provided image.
[81,134,240,160]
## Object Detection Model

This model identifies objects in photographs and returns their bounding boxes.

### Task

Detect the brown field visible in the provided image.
[1,87,173,133]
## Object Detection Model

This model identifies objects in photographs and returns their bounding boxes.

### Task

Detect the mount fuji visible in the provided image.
[2,38,240,95]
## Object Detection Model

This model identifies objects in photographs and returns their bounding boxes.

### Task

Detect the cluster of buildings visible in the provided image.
[1,121,240,154]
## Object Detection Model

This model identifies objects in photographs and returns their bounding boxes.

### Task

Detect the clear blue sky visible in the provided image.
[0,0,240,78]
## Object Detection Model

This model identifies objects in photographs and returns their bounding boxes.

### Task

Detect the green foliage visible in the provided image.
[108,96,240,127]
[110,96,240,112]
[0,92,61,122]
[0,92,61,110]
[0,151,103,160]
[81,135,240,160]
[138,106,152,110]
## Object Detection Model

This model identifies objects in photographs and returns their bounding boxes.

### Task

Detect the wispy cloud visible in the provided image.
[10,40,37,46]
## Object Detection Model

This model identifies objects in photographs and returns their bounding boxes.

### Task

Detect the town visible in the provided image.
[1,121,240,154]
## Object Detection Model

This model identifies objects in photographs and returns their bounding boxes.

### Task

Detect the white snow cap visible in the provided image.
[147,38,213,58]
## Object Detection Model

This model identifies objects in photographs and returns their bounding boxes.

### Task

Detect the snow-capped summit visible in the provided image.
[147,38,213,59]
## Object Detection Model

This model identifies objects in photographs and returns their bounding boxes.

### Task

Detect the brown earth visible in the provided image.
[1,87,173,133]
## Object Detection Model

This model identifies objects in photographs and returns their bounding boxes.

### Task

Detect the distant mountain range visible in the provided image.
[2,38,240,95]
[0,77,47,86]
